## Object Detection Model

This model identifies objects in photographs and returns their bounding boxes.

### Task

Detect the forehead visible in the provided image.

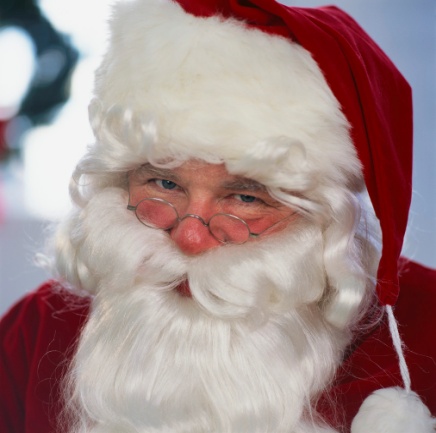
[133,160,267,192]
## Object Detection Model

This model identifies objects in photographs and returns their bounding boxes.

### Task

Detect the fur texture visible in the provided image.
[91,0,361,189]
[351,387,436,433]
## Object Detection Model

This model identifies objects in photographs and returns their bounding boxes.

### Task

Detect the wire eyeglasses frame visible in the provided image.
[127,197,295,245]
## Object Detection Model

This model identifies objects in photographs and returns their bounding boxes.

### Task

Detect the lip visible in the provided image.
[176,280,191,297]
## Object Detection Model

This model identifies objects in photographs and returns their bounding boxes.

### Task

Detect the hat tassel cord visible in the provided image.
[386,305,412,392]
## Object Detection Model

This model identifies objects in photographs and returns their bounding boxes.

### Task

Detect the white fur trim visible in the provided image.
[351,387,436,433]
[92,0,361,192]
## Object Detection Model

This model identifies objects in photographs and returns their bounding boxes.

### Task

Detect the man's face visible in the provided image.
[65,160,338,433]
[128,160,296,257]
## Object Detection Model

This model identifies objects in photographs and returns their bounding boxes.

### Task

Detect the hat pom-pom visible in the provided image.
[351,387,436,433]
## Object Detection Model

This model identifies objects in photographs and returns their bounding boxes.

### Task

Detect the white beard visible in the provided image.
[63,188,346,433]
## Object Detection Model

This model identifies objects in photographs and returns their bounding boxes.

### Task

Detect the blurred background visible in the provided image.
[0,0,435,315]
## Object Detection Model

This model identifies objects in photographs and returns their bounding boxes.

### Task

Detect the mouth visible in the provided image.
[176,280,192,297]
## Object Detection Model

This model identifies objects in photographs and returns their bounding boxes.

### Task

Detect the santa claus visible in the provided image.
[1,0,435,432]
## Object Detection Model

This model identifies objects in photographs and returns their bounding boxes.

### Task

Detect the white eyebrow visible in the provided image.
[221,178,267,193]
[133,164,181,181]
[132,164,267,192]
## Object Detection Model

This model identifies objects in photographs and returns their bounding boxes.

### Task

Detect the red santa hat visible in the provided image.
[173,0,413,308]
[90,0,434,430]
[93,0,410,307]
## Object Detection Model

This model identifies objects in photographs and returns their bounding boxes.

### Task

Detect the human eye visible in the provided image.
[227,191,286,214]
[142,178,183,199]
[233,194,259,204]
[154,179,179,190]
[226,193,270,215]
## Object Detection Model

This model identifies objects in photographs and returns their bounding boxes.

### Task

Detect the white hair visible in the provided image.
[50,105,380,330]
[55,188,347,433]
[45,129,381,432]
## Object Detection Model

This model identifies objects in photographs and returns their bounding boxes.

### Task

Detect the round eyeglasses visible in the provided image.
[127,197,295,245]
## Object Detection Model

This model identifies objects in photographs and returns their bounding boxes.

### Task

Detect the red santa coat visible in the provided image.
[1,259,435,433]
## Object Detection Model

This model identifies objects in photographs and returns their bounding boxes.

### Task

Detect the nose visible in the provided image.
[170,206,221,256]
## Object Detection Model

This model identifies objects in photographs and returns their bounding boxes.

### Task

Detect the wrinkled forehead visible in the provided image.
[129,161,269,193]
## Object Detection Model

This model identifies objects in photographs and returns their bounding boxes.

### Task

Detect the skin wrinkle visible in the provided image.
[131,163,270,194]
[129,162,289,212]
[127,161,299,256]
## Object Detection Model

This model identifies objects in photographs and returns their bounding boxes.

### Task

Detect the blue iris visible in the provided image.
[161,180,177,189]
[240,194,256,203]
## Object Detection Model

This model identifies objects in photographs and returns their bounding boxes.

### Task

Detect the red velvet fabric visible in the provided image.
[175,0,413,307]
[318,259,436,429]
[0,282,90,433]
[1,261,435,432]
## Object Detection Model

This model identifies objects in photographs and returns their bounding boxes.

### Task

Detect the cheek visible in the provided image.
[260,212,301,237]
[241,209,298,235]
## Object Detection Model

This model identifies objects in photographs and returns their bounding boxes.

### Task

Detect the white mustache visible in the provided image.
[63,188,344,433]
[80,187,325,325]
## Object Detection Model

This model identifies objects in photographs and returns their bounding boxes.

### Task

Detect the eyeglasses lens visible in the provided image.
[208,214,250,244]
[136,199,177,230]
[135,199,252,243]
